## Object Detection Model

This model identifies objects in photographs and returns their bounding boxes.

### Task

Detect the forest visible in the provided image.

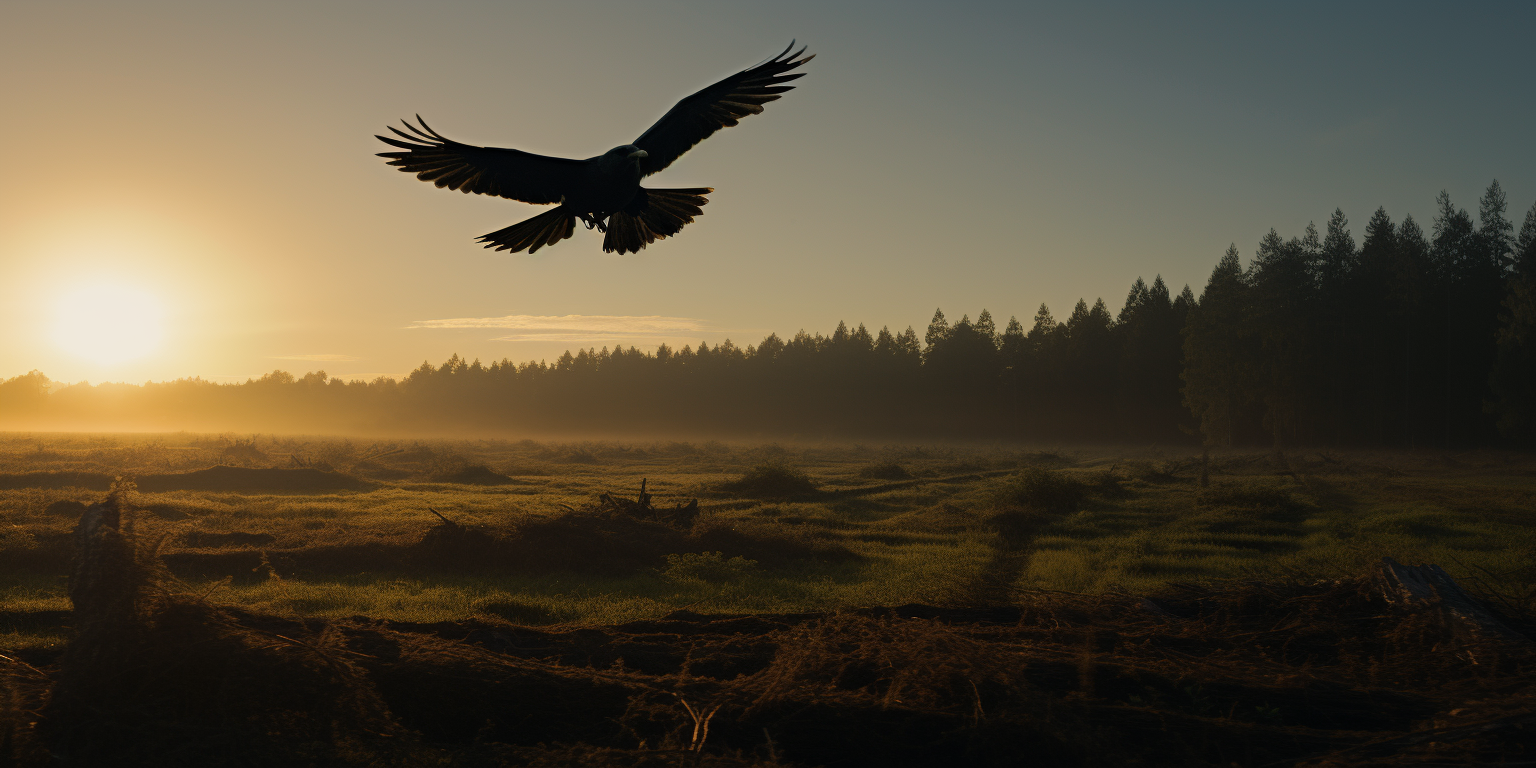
[3,181,1534,446]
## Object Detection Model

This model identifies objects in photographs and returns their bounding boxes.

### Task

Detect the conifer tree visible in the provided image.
[1183,245,1256,447]
[923,309,950,359]
[1489,200,1536,438]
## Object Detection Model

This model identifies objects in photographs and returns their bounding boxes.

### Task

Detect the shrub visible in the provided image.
[859,461,912,481]
[992,468,1088,515]
[719,461,817,499]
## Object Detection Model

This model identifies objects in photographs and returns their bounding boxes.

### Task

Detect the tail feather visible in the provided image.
[477,206,576,254]
[603,187,712,254]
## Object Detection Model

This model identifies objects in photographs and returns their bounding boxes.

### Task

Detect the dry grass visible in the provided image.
[4,486,1533,766]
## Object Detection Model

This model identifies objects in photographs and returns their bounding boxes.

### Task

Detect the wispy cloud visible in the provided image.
[271,354,362,362]
[408,314,708,343]
[486,332,705,343]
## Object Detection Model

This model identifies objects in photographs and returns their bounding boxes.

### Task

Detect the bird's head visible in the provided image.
[602,144,648,167]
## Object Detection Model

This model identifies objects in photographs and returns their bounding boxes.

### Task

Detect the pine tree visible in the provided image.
[1315,209,1357,441]
[1248,228,1318,449]
[1183,245,1257,448]
[1433,188,1502,443]
[923,309,950,356]
[1489,199,1536,438]
[975,309,997,340]
[1478,180,1514,271]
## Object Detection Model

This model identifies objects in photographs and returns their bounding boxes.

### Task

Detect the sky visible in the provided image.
[2,0,1533,385]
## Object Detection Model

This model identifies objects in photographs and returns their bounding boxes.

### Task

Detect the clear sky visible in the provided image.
[2,0,1532,385]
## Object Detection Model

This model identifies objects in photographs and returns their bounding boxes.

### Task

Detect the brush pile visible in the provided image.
[2,489,1533,767]
[599,478,700,529]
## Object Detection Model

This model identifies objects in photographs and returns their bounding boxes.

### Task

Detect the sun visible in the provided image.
[51,282,168,365]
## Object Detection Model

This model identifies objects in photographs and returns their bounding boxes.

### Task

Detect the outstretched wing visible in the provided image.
[633,42,813,176]
[376,116,587,205]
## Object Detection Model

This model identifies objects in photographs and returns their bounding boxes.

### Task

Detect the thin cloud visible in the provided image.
[488,333,706,344]
[407,314,706,334]
[271,354,362,362]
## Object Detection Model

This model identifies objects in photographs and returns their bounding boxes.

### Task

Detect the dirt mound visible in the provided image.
[859,461,913,480]
[494,512,858,577]
[0,472,112,491]
[135,465,377,493]
[719,461,818,499]
[430,464,518,485]
[42,499,88,517]
[155,509,857,583]
[499,513,707,576]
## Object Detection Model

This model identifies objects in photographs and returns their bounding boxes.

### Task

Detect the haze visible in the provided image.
[2,0,1532,385]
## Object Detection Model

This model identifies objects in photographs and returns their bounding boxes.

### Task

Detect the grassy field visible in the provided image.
[2,432,1534,649]
[4,432,1536,766]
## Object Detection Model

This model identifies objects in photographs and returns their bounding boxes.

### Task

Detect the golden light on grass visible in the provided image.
[50,281,168,365]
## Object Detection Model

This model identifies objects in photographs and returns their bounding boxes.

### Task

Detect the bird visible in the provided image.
[376,42,813,255]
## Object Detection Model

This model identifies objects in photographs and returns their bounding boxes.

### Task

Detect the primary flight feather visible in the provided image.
[376,42,813,255]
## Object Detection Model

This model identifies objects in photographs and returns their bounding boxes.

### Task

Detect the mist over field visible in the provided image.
[5,2,1536,764]
[8,181,1536,451]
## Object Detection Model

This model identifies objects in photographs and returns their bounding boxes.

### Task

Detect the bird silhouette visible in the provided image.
[377,42,813,254]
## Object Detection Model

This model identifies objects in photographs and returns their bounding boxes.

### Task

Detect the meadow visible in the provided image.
[3,433,1535,766]
[2,432,1533,646]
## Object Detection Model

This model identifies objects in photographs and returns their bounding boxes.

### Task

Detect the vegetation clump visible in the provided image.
[218,438,266,466]
[719,461,818,499]
[858,461,912,480]
[430,463,517,485]
[42,499,87,517]
[992,468,1088,515]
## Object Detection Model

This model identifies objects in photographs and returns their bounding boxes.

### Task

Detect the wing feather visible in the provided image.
[633,42,812,175]
[375,116,586,205]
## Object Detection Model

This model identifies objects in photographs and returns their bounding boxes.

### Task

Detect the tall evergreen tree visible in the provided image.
[1489,200,1536,439]
[1248,229,1318,449]
[1433,189,1502,443]
[924,308,950,353]
[1184,245,1257,448]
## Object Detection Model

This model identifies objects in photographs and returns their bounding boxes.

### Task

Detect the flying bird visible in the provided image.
[376,42,813,255]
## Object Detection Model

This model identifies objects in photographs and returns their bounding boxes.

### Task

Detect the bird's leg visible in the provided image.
[576,212,609,233]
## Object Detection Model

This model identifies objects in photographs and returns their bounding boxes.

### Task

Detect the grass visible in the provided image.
[3,436,1536,766]
[0,434,1533,646]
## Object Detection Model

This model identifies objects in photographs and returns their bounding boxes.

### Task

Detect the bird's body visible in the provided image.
[377,43,812,254]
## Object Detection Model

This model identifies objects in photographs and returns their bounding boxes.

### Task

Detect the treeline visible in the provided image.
[1186,181,1536,448]
[3,182,1534,446]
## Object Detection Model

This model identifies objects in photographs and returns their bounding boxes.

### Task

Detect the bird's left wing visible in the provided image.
[632,42,813,176]
[376,117,586,205]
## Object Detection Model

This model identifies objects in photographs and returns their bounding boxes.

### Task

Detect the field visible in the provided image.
[2,433,1535,765]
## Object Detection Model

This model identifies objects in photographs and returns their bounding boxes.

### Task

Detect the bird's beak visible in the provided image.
[628,149,649,160]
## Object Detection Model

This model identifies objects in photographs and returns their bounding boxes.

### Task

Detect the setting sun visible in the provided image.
[50,282,167,365]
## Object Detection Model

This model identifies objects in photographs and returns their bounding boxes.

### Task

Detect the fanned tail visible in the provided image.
[603,187,712,255]
[477,206,577,254]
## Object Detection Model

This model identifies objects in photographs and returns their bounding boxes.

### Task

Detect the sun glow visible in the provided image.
[50,282,168,365]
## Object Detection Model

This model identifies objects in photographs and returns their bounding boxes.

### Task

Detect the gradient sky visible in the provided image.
[2,1,1533,385]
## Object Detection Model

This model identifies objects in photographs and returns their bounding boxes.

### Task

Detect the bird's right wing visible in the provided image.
[632,42,813,176]
[376,117,586,205]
